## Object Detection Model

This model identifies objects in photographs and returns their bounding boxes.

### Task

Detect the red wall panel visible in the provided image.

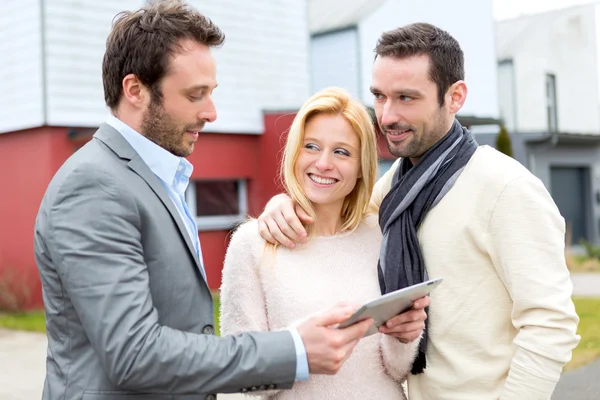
[0,127,73,308]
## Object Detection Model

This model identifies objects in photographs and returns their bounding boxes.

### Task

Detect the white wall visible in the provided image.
[497,5,600,134]
[311,28,361,99]
[188,0,310,133]
[44,0,142,127]
[497,60,517,131]
[358,0,499,119]
[3,0,310,134]
[0,0,44,134]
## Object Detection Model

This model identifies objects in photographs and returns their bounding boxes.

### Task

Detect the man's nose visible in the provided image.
[199,97,217,123]
[380,101,400,127]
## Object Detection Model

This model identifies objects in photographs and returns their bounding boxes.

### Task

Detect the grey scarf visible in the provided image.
[377,119,478,374]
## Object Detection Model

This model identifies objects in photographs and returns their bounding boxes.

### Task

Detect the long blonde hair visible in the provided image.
[281,87,378,237]
[259,87,377,269]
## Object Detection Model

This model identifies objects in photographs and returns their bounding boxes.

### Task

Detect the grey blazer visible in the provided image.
[34,124,297,400]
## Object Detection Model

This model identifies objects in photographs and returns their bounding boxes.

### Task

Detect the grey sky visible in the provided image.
[494,0,598,20]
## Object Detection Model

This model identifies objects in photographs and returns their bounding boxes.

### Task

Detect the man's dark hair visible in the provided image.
[102,0,225,110]
[375,23,464,106]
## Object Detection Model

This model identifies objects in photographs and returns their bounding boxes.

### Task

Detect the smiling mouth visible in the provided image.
[386,128,412,136]
[308,173,338,185]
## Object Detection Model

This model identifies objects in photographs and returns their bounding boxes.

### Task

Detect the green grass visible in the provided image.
[566,297,600,370]
[213,294,221,336]
[0,294,222,336]
[0,310,46,332]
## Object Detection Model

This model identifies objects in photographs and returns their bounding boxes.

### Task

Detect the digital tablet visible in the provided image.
[337,277,443,337]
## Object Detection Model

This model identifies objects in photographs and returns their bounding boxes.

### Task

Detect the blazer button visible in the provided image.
[267,384,276,390]
[205,395,216,400]
[202,325,215,335]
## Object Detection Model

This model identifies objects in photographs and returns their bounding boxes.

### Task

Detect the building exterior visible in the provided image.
[496,3,600,245]
[0,0,310,307]
[1,0,501,308]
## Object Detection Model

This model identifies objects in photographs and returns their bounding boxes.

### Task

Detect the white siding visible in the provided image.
[497,60,517,131]
[39,0,310,133]
[44,0,143,127]
[311,28,361,99]
[498,5,600,134]
[358,0,499,119]
[191,0,310,133]
[0,0,44,134]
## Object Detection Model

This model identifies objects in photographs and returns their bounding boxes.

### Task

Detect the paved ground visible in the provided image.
[1,272,598,399]
[553,359,600,400]
[570,272,600,297]
[0,328,244,400]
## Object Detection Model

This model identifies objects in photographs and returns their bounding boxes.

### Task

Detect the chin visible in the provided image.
[303,193,328,205]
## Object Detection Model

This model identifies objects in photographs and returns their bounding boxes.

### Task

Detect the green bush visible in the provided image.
[581,240,600,260]
[496,125,513,158]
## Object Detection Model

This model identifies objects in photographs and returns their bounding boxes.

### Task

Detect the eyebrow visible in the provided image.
[369,86,423,98]
[304,137,358,151]
[185,83,218,93]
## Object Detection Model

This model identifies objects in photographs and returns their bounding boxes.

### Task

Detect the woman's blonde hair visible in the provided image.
[259,87,378,269]
[281,87,378,237]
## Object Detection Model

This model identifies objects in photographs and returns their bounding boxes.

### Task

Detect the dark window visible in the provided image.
[193,180,240,216]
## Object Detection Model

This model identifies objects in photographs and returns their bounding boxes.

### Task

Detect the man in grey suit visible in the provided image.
[33,2,373,399]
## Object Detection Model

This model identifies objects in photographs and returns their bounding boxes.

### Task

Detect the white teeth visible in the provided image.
[309,174,336,185]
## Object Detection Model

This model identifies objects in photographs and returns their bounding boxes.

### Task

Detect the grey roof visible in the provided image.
[309,0,389,35]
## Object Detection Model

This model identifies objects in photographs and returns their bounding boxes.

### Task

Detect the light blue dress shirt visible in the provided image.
[105,116,309,381]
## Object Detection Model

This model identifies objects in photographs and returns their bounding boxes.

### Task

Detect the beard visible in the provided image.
[140,98,203,157]
[382,109,448,160]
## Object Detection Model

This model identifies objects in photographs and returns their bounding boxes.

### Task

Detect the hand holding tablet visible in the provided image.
[338,278,443,337]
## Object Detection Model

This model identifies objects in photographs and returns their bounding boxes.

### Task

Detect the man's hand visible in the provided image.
[379,296,430,343]
[257,193,313,248]
[297,303,372,375]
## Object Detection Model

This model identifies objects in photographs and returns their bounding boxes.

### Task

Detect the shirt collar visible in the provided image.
[105,114,193,187]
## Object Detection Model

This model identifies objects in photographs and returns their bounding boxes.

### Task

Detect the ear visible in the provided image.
[446,80,468,114]
[122,73,150,110]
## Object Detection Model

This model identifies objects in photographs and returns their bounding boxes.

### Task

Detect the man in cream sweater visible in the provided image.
[258,23,580,400]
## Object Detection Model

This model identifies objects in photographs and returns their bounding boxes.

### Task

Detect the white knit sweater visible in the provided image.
[370,145,580,400]
[219,216,419,400]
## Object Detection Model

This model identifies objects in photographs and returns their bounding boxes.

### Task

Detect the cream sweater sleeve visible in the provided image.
[379,334,420,382]
[368,159,400,214]
[220,221,269,335]
[484,175,580,400]
[219,221,280,398]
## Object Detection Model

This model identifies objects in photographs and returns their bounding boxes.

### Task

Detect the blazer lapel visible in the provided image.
[94,124,209,288]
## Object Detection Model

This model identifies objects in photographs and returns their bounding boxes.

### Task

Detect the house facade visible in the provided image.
[496,3,600,245]
[1,0,512,309]
[0,0,310,307]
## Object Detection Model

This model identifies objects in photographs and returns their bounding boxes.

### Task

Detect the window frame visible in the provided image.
[546,73,558,134]
[186,179,248,231]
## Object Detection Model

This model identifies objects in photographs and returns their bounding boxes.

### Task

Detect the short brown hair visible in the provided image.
[375,23,464,106]
[102,0,225,110]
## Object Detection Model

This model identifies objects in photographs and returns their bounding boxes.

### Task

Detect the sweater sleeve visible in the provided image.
[379,333,420,383]
[219,221,285,398]
[368,158,400,214]
[483,175,580,400]
[220,221,270,335]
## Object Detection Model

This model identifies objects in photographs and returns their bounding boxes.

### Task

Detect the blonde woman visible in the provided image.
[219,88,419,399]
